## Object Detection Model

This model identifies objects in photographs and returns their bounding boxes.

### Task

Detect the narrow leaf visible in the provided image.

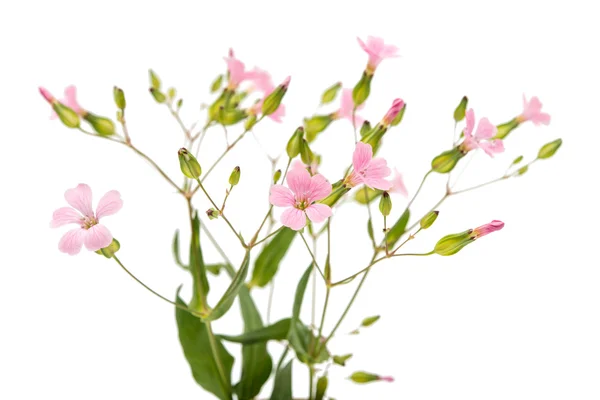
[189,213,209,314]
[172,229,188,270]
[386,209,410,247]
[361,315,380,327]
[333,354,353,366]
[220,319,291,344]
[205,252,250,322]
[250,228,296,287]
[270,360,293,400]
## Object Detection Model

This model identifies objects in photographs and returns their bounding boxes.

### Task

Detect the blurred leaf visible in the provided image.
[355,187,381,204]
[333,354,353,366]
[250,228,296,287]
[148,69,161,89]
[270,360,293,400]
[315,375,328,400]
[205,252,250,322]
[361,315,380,327]
[386,209,410,248]
[321,82,341,104]
[206,263,226,276]
[189,213,209,313]
[172,230,188,270]
[220,319,291,344]
[287,265,312,363]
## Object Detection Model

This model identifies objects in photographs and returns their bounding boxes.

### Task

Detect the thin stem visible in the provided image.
[128,144,184,194]
[352,106,358,143]
[363,186,378,250]
[450,176,508,195]
[266,282,275,324]
[384,215,388,255]
[168,103,191,141]
[308,365,315,400]
[311,235,318,329]
[314,284,331,356]
[221,185,233,212]
[198,223,236,278]
[252,226,284,248]
[299,232,325,281]
[406,169,432,210]
[205,320,230,395]
[390,227,422,255]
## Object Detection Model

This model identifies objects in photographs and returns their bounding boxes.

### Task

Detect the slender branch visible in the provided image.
[251,226,284,248]
[406,169,433,210]
[167,103,191,141]
[299,232,326,281]
[450,176,508,195]
[129,144,184,194]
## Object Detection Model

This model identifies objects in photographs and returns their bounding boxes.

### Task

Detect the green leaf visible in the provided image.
[149,69,161,90]
[250,228,296,287]
[175,294,234,400]
[321,82,341,104]
[189,213,210,314]
[287,265,312,363]
[270,360,293,400]
[315,375,328,400]
[386,209,410,248]
[206,263,226,276]
[361,315,380,327]
[235,287,273,400]
[332,354,353,366]
[172,230,188,270]
[220,319,291,344]
[204,252,250,322]
[211,75,224,93]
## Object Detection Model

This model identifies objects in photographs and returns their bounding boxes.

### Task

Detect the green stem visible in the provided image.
[205,320,230,396]
[251,226,284,248]
[299,232,326,281]
[308,365,315,400]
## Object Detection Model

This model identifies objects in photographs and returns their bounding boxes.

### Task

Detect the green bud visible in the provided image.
[319,181,351,207]
[178,147,202,179]
[210,75,223,93]
[113,86,126,110]
[95,238,120,258]
[431,147,465,174]
[349,329,360,335]
[379,192,392,216]
[518,165,529,175]
[321,81,342,104]
[218,107,247,126]
[420,210,439,229]
[390,103,406,126]
[332,354,353,366]
[273,169,282,184]
[149,88,166,103]
[84,113,115,136]
[229,166,240,186]
[208,90,230,121]
[362,124,387,152]
[52,103,80,128]
[300,139,314,165]
[176,98,183,110]
[433,230,473,256]
[304,115,334,142]
[349,372,384,384]
[315,375,328,400]
[512,155,524,165]
[167,87,177,100]
[324,254,331,283]
[244,114,257,130]
[453,96,468,122]
[206,208,220,220]
[262,77,290,116]
[367,219,374,243]
[360,120,372,137]
[537,138,562,159]
[355,187,380,204]
[286,127,304,158]
[361,315,380,327]
[149,69,161,90]
[495,118,520,139]
[352,72,372,107]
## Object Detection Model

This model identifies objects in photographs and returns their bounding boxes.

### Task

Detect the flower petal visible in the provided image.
[58,228,85,255]
[269,185,296,207]
[390,168,408,197]
[479,139,505,157]
[286,167,312,198]
[364,157,392,190]
[307,174,332,203]
[64,184,94,217]
[464,108,475,138]
[96,190,123,219]
[280,207,307,231]
[475,117,497,139]
[50,207,82,228]
[305,203,332,223]
[353,142,373,172]
[84,224,113,252]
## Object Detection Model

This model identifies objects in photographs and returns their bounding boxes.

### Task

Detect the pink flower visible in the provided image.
[388,168,408,197]
[248,99,286,122]
[378,376,395,383]
[50,184,123,255]
[382,98,405,126]
[471,220,504,239]
[269,168,333,230]
[519,95,550,126]
[345,142,392,190]
[335,88,365,126]
[224,48,248,89]
[461,109,504,157]
[40,85,85,118]
[291,158,318,175]
[357,36,399,73]
[246,67,275,93]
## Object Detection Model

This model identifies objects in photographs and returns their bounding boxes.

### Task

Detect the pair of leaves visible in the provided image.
[250,227,296,288]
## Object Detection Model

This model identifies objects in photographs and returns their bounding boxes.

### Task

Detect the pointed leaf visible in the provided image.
[386,209,410,248]
[270,360,293,400]
[220,319,291,344]
[361,315,380,327]
[250,227,297,287]
[333,354,353,366]
[189,213,209,314]
[172,229,188,270]
[204,252,250,322]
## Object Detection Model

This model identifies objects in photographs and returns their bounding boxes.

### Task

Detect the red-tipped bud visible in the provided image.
[471,220,504,239]
[382,98,405,127]
[39,87,55,103]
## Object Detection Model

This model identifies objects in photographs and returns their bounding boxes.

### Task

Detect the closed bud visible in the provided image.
[332,354,353,366]
[95,238,120,258]
[495,118,519,139]
[149,69,161,90]
[420,211,439,229]
[229,166,241,186]
[349,371,394,384]
[176,98,183,110]
[167,87,177,100]
[390,102,406,126]
[355,187,380,204]
[219,107,247,126]
[149,88,166,103]
[453,96,468,122]
[382,99,405,127]
[433,230,473,256]
[360,120,372,137]
[84,113,115,136]
[537,138,562,159]
[518,165,528,175]
[286,127,304,158]
[304,115,334,142]
[113,86,126,110]
[210,75,223,93]
[300,139,314,165]
[352,72,372,107]
[512,155,524,165]
[319,181,351,207]
[262,76,290,116]
[273,169,282,184]
[244,114,257,130]
[321,81,342,104]
[362,124,387,152]
[431,147,465,174]
[53,103,80,128]
[315,375,328,400]
[379,192,392,216]
[178,148,202,179]
[361,315,380,327]
[206,208,220,220]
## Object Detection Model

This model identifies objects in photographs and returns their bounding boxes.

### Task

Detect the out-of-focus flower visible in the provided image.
[518,95,550,126]
[334,88,365,126]
[357,36,399,74]
[345,142,391,190]
[461,109,504,157]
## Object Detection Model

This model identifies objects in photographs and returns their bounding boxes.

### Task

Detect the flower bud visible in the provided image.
[390,102,406,126]
[360,120,372,137]
[167,87,177,100]
[210,74,223,93]
[206,208,220,220]
[431,147,465,174]
[433,230,473,256]
[219,107,247,126]
[494,118,519,139]
[315,375,328,400]
[84,113,115,136]
[53,103,80,128]
[176,99,183,110]
[382,99,405,127]
[149,88,166,103]
[113,86,126,110]
[332,354,353,366]
[286,127,304,158]
[262,76,290,116]
[420,211,439,230]
[537,138,562,160]
[148,69,161,90]
[300,139,314,165]
[361,315,380,327]
[95,238,120,258]
[355,187,380,204]
[471,220,504,239]
[304,115,334,142]
[361,124,387,152]
[229,166,240,186]
[244,114,257,130]
[273,169,282,184]
[352,72,372,107]
[379,191,392,216]
[319,181,351,207]
[321,81,342,104]
[349,372,394,384]
[453,96,468,122]
[518,165,528,175]
[511,155,524,165]
[178,148,202,179]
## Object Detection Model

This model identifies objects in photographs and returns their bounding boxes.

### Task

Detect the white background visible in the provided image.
[1,0,599,399]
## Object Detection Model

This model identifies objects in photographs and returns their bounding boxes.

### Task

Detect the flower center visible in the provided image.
[295,199,309,210]
[81,216,98,230]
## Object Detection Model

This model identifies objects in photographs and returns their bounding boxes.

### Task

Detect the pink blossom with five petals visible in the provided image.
[50,184,123,255]
[224,48,248,89]
[357,36,399,74]
[461,109,504,157]
[269,168,333,230]
[518,95,550,125]
[335,88,365,126]
[345,142,392,190]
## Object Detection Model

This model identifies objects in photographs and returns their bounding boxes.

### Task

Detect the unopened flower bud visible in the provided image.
[494,118,519,139]
[229,166,240,186]
[321,81,342,104]
[434,220,504,256]
[315,375,328,400]
[178,148,202,179]
[84,113,116,136]
[54,103,80,128]
[379,192,392,216]
[390,102,406,126]
[219,108,247,126]
[355,186,380,204]
[210,75,223,93]
[148,69,161,90]
[431,147,465,174]
[300,139,314,165]
[382,99,405,127]
[352,72,372,107]
[167,87,177,100]
[360,120,372,137]
[420,211,439,229]
[149,88,166,103]
[286,127,304,158]
[113,86,126,110]
[319,181,351,207]
[206,208,220,220]
[304,115,334,142]
[361,315,380,327]
[273,169,282,184]
[348,371,394,384]
[453,96,468,122]
[537,138,562,160]
[262,76,290,116]
[244,114,257,130]
[517,165,528,175]
[471,220,504,239]
[511,155,524,165]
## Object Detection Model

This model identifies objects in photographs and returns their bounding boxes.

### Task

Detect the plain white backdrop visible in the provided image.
[1,0,599,399]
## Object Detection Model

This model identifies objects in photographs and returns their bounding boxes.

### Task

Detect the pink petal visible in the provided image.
[269,185,296,207]
[291,159,308,172]
[84,224,113,251]
[246,68,274,93]
[58,228,85,255]
[389,168,408,197]
[280,207,307,231]
[268,104,285,123]
[62,85,83,114]
[464,108,475,138]
[479,139,505,157]
[95,190,123,219]
[364,157,392,190]
[474,117,497,139]
[353,142,373,172]
[50,207,82,228]
[286,167,312,198]
[307,174,332,203]
[39,87,55,103]
[225,56,246,87]
[305,203,332,223]
[338,88,365,123]
[64,184,94,217]
[473,220,504,238]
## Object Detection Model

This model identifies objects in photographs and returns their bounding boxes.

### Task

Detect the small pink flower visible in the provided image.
[291,159,318,175]
[246,67,275,93]
[335,88,365,126]
[382,98,405,126]
[471,220,504,239]
[50,184,123,255]
[357,36,399,73]
[40,86,85,118]
[224,48,248,89]
[461,109,504,157]
[345,142,392,190]
[269,168,332,230]
[388,168,408,197]
[519,95,550,126]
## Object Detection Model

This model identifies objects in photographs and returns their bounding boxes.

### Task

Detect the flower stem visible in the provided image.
[299,232,326,281]
[205,320,230,395]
